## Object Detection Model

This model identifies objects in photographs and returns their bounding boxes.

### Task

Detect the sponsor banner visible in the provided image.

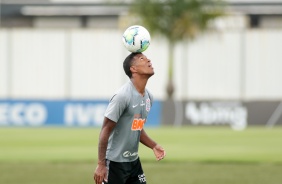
[162,100,282,130]
[0,99,161,127]
[185,101,248,130]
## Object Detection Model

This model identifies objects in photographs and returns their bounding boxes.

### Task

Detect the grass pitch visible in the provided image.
[0,126,282,184]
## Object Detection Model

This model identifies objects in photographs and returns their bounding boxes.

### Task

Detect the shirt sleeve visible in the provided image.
[146,89,154,107]
[104,93,128,123]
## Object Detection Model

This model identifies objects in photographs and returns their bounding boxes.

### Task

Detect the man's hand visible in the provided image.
[94,162,108,184]
[153,144,166,161]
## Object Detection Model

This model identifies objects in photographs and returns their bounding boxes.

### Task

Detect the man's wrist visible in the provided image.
[98,159,106,165]
[152,143,158,150]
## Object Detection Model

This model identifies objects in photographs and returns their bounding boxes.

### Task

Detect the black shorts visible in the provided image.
[104,158,146,184]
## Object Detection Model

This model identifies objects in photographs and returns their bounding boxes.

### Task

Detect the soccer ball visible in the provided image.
[122,25,151,53]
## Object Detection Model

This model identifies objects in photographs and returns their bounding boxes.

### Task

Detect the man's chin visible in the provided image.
[148,72,155,78]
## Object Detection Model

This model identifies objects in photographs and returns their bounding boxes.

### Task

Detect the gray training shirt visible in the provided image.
[104,81,153,162]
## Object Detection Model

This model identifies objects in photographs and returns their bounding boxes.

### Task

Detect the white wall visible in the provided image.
[0,30,9,97]
[179,31,242,100]
[9,29,67,98]
[0,28,281,100]
[245,30,282,99]
[69,29,125,99]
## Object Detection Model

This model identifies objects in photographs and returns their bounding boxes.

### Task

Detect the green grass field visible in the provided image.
[1,126,282,184]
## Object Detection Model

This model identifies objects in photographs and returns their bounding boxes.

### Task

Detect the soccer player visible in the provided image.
[93,52,166,184]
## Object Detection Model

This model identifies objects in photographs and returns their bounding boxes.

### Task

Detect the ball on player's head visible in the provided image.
[122,25,151,53]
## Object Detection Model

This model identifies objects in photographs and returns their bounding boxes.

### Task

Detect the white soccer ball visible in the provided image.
[122,25,151,53]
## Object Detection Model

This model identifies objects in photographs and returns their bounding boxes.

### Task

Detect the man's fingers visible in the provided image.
[94,175,99,184]
[155,150,166,161]
[153,145,166,161]
[98,176,104,184]
[94,174,104,184]
[99,176,104,184]
[104,172,108,182]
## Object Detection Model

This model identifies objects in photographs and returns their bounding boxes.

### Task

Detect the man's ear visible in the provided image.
[130,66,137,73]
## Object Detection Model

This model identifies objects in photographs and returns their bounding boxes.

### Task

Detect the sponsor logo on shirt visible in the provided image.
[131,118,145,131]
[123,151,138,158]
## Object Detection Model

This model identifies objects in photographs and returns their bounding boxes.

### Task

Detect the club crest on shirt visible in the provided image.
[146,98,150,112]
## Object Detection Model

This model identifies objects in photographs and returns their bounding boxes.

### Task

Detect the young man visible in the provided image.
[94,52,166,184]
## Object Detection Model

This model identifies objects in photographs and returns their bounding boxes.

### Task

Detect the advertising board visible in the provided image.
[0,100,161,127]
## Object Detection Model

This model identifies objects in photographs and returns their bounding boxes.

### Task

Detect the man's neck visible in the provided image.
[130,77,148,96]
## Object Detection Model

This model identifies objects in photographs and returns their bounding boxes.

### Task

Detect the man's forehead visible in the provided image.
[134,53,146,60]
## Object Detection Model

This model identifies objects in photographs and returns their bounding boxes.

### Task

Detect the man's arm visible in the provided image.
[94,117,116,184]
[140,129,166,161]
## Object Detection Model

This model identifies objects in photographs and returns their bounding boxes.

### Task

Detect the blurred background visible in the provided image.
[1,0,282,129]
[0,0,282,184]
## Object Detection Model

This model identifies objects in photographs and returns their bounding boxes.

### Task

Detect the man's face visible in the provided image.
[131,53,154,77]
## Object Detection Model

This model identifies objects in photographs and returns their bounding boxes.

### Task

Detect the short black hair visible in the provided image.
[123,52,141,78]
